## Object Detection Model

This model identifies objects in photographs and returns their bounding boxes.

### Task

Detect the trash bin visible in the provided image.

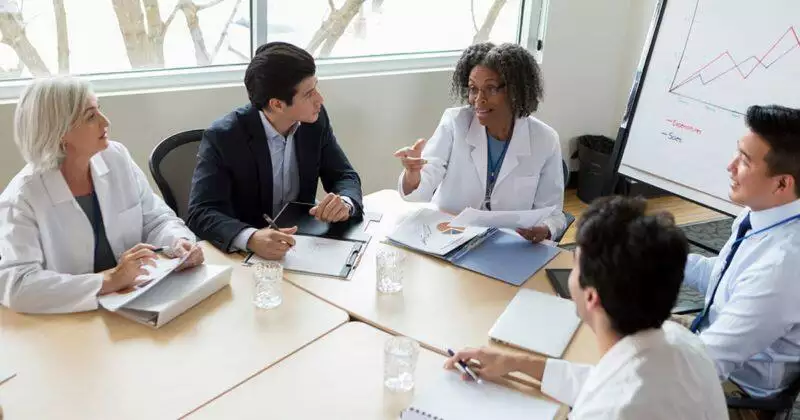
[577,135,614,204]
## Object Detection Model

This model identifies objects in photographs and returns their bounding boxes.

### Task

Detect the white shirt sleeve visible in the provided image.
[683,253,717,295]
[0,196,103,313]
[398,111,455,202]
[231,227,258,252]
[533,135,566,239]
[699,261,795,381]
[540,358,594,407]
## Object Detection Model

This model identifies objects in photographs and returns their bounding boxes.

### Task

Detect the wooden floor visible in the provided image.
[559,190,728,245]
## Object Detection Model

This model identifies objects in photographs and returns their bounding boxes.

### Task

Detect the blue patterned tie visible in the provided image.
[690,213,751,332]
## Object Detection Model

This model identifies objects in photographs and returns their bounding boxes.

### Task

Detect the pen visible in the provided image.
[447,348,482,384]
[152,246,171,254]
[263,214,294,248]
[262,213,281,230]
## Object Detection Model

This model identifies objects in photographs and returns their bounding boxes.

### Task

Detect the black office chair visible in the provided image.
[726,374,800,420]
[149,129,204,222]
[552,160,576,243]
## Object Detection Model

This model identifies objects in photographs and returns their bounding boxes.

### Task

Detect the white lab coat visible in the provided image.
[398,106,566,237]
[0,141,195,314]
[541,322,729,419]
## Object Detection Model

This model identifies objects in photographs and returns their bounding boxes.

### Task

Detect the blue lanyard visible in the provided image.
[487,137,511,183]
[733,213,800,245]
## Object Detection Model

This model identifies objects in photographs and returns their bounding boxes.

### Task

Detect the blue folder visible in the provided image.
[446,230,562,286]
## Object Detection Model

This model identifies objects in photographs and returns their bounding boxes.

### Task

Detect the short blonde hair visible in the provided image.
[13,76,93,172]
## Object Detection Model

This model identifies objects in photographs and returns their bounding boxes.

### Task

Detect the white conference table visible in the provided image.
[0,244,348,419]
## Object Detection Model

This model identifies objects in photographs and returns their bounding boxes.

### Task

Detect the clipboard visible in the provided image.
[243,236,366,279]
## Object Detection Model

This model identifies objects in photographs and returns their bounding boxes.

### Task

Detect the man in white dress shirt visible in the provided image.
[446,196,727,419]
[682,105,800,420]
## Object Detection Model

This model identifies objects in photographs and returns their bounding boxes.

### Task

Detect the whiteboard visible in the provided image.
[617,0,800,215]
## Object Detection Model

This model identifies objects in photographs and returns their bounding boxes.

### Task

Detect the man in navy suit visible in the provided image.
[188,42,363,260]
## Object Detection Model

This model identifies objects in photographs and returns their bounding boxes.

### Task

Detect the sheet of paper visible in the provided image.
[449,206,557,229]
[403,370,559,420]
[250,235,358,277]
[98,255,187,311]
[386,208,488,256]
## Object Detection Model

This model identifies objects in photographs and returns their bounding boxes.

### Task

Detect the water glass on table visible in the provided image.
[253,261,283,309]
[376,246,404,293]
[384,336,420,392]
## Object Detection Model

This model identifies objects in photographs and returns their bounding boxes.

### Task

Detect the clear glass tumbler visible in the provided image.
[376,247,404,293]
[253,261,283,309]
[384,336,420,392]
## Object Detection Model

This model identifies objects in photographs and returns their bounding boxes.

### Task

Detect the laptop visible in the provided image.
[488,289,581,358]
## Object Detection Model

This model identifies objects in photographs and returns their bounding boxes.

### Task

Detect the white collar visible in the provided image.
[259,110,299,142]
[748,199,800,231]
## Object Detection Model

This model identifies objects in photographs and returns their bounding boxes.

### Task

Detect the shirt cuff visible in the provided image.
[542,219,560,240]
[340,195,356,216]
[231,227,258,252]
[541,359,583,407]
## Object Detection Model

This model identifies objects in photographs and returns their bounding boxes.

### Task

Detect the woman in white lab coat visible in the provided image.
[395,43,565,242]
[0,77,203,314]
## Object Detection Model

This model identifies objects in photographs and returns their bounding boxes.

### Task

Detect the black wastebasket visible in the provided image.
[577,135,614,204]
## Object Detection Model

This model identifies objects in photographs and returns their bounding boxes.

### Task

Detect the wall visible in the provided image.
[0,0,657,192]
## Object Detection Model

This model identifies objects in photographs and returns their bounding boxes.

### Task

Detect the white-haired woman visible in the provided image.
[0,77,203,314]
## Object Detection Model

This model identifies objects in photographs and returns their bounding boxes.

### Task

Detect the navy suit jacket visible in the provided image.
[187,104,363,251]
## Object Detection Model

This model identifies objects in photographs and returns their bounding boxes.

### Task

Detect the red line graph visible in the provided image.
[670,26,800,91]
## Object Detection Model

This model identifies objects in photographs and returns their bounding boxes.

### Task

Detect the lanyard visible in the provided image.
[483,136,511,211]
[732,213,800,245]
[690,212,800,333]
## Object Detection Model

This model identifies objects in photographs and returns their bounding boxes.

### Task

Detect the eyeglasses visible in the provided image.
[467,84,506,99]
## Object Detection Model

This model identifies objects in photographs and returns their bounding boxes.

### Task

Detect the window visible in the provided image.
[268,0,523,59]
[0,0,540,90]
[0,0,251,79]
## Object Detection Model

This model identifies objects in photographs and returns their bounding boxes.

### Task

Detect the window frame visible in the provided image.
[0,0,547,101]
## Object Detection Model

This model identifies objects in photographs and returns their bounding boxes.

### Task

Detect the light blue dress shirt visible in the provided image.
[684,199,800,398]
[231,111,353,252]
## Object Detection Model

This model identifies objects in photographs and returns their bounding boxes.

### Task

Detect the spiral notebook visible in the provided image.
[400,372,560,420]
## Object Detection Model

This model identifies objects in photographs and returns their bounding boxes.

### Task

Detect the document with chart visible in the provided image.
[386,208,488,256]
[386,208,561,286]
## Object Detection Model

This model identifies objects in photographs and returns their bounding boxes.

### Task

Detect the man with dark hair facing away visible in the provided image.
[447,196,727,419]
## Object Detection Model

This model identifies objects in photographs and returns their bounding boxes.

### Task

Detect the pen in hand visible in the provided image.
[262,214,295,249]
[262,213,281,230]
[447,348,483,384]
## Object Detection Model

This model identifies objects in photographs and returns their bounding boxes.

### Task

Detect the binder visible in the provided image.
[387,209,561,286]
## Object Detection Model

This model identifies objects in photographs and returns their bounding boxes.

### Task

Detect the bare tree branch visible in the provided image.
[196,0,225,12]
[227,44,247,61]
[0,11,50,75]
[53,0,69,73]
[211,0,243,62]
[111,0,163,68]
[473,0,507,43]
[163,3,181,29]
[327,0,336,11]
[307,0,365,57]
[177,0,210,65]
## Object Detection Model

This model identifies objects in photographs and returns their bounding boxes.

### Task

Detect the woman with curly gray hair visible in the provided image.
[394,42,565,242]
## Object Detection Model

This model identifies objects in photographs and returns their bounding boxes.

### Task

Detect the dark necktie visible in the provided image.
[690,213,751,332]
